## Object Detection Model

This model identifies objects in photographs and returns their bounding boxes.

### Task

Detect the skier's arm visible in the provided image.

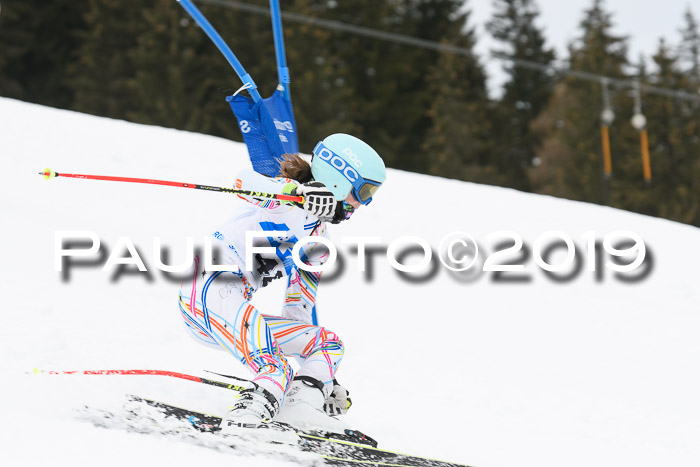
[283,267,321,324]
[234,169,297,209]
[235,169,336,220]
[282,226,329,324]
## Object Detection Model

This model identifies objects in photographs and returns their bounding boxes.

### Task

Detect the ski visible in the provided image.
[39,369,472,465]
[130,396,472,467]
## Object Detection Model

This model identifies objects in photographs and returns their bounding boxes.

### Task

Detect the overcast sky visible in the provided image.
[467,0,697,95]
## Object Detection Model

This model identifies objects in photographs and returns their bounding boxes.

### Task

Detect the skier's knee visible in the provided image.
[318,327,344,355]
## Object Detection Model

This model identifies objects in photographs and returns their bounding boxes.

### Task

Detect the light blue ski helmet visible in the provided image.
[311,133,386,205]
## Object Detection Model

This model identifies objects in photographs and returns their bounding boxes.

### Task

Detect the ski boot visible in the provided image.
[275,376,348,432]
[220,385,279,431]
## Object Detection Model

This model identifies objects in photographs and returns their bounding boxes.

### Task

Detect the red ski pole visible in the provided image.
[31,368,247,392]
[39,168,304,203]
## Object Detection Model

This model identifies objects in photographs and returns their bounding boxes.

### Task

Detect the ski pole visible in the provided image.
[38,168,303,203]
[31,368,247,392]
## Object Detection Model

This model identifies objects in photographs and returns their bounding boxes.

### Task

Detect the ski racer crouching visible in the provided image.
[178,133,386,431]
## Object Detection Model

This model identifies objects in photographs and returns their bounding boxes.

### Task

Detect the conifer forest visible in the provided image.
[2,0,699,226]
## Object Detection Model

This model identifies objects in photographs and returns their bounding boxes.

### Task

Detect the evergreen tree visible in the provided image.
[533,3,700,227]
[608,53,670,218]
[487,0,555,191]
[69,0,282,140]
[67,0,146,120]
[678,7,700,87]
[422,6,492,182]
[284,0,482,173]
[294,0,461,173]
[643,39,700,224]
[0,0,87,108]
[0,1,28,100]
[394,0,479,174]
[283,0,362,153]
[534,0,630,204]
[675,8,700,225]
[125,0,276,139]
[283,0,394,155]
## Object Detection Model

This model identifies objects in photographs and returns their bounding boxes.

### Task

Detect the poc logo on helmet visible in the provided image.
[317,147,359,183]
[342,147,363,167]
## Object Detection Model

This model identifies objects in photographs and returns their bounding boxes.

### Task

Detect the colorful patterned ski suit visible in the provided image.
[178,170,343,405]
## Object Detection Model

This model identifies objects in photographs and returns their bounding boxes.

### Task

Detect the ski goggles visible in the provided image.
[314,142,382,205]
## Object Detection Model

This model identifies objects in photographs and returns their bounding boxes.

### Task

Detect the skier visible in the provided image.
[178,133,386,431]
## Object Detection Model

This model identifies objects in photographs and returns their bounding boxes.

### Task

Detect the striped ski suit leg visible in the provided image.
[178,259,293,404]
[263,316,344,398]
[178,260,344,404]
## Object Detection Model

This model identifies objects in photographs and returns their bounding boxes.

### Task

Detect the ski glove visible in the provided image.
[323,381,352,415]
[293,181,337,221]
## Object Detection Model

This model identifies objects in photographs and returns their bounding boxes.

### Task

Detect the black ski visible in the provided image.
[130,396,472,467]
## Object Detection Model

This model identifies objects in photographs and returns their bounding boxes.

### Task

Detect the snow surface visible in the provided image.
[1,96,699,467]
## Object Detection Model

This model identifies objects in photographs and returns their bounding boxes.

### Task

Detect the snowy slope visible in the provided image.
[1,97,699,467]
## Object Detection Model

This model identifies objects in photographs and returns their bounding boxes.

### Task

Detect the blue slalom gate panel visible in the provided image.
[227,90,298,177]
[178,0,299,178]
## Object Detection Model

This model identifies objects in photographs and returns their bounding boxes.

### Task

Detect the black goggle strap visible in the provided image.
[331,201,355,224]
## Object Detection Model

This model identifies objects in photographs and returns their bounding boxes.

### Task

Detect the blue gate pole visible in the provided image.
[269,0,291,102]
[178,0,263,103]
